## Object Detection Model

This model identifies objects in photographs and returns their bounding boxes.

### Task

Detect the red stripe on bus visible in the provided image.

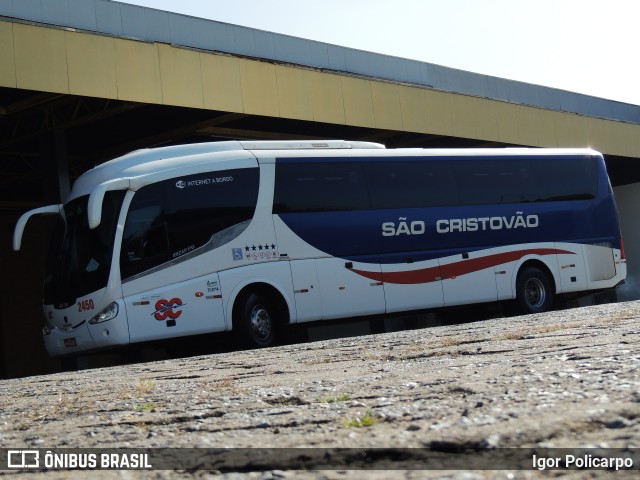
[352,248,574,285]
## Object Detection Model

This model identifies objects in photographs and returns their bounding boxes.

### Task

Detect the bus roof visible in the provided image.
[71,140,383,198]
[70,140,601,202]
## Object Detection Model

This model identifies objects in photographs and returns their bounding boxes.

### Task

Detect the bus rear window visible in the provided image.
[532,158,598,201]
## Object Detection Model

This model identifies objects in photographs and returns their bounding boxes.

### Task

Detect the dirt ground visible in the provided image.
[1,301,639,479]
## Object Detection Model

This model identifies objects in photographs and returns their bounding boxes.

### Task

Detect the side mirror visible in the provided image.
[13,205,62,251]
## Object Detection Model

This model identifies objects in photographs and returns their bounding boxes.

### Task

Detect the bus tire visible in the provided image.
[234,291,277,348]
[516,267,554,314]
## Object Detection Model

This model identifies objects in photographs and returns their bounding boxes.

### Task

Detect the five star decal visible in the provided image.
[244,244,277,252]
[235,242,279,262]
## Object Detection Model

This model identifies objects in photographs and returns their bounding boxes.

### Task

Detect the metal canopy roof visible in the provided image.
[1,0,640,209]
[1,0,638,124]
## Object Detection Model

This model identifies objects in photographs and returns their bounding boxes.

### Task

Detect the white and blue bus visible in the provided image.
[14,140,626,356]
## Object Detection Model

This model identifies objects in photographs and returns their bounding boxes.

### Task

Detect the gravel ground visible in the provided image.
[1,301,639,479]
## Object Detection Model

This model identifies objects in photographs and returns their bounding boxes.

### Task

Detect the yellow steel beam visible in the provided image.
[200,53,243,113]
[0,22,16,88]
[158,43,204,109]
[114,36,162,104]
[309,71,345,124]
[67,30,117,99]
[13,23,69,94]
[1,20,639,157]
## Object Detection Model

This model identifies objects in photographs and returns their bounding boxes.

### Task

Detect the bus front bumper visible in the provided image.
[43,302,130,357]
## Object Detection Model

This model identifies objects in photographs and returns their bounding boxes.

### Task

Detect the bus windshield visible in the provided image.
[44,191,125,307]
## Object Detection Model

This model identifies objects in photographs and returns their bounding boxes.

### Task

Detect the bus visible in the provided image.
[13,140,626,357]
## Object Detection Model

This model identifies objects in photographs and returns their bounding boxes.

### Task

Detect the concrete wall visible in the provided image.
[614,183,640,300]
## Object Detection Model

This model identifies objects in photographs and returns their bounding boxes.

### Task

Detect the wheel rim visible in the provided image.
[249,304,273,343]
[524,277,546,309]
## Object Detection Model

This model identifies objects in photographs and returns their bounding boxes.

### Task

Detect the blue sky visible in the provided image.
[123,0,640,106]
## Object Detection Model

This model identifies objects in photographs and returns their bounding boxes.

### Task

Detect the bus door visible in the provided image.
[287,256,386,323]
[124,274,225,343]
[439,250,498,306]
[380,253,444,313]
[316,257,385,320]
[289,259,322,323]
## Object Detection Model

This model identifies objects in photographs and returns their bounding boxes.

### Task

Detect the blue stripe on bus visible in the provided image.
[276,199,619,264]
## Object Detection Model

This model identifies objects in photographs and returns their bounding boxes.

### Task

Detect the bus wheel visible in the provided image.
[516,267,554,314]
[235,292,276,348]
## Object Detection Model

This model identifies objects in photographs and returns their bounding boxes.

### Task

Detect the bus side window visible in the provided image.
[141,222,170,260]
[273,163,369,213]
[121,168,259,280]
[164,168,259,254]
[364,160,457,209]
[453,159,536,206]
[121,202,170,278]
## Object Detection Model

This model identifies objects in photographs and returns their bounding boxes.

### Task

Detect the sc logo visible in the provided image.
[152,298,184,321]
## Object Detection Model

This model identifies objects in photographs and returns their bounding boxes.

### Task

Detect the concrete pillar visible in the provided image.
[613,183,640,300]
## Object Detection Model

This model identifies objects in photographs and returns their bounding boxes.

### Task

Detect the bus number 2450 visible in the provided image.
[78,299,95,312]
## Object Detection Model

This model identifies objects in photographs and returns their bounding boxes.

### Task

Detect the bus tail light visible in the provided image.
[89,302,119,325]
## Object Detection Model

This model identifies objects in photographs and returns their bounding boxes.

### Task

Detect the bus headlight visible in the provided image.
[89,302,119,325]
[42,321,53,336]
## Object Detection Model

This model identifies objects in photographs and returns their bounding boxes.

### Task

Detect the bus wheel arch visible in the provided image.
[515,260,556,314]
[231,283,290,348]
